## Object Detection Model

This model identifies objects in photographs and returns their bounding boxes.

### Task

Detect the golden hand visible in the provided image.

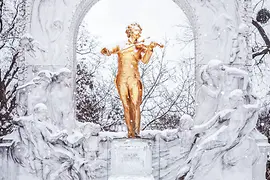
[101,47,111,56]
[148,42,164,50]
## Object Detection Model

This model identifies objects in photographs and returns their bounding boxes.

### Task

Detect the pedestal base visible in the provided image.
[109,138,154,180]
[109,175,154,180]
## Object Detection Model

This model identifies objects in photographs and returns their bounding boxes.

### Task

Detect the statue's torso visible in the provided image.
[116,46,142,80]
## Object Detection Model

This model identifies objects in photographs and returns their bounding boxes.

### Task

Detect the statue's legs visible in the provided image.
[128,99,135,133]
[116,80,135,138]
[129,79,143,136]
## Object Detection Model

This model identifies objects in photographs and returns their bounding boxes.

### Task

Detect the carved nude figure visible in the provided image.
[220,64,249,109]
[195,60,250,125]
[194,60,224,125]
[14,103,71,180]
[17,70,53,115]
[101,23,163,138]
[49,68,73,129]
[178,110,231,157]
[176,89,259,180]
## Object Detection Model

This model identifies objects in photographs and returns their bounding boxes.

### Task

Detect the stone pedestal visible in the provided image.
[0,139,18,180]
[252,129,270,180]
[109,138,154,180]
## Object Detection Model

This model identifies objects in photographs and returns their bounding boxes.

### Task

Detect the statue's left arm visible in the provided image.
[141,42,163,64]
[141,44,154,64]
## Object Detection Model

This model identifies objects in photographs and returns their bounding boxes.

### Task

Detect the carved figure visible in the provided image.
[14,103,77,180]
[195,60,250,125]
[19,34,46,63]
[101,23,163,138]
[230,24,249,64]
[176,89,259,180]
[219,64,249,109]
[49,68,73,129]
[194,60,224,125]
[17,70,53,115]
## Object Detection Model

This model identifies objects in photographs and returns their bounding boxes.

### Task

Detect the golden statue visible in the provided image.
[101,23,163,138]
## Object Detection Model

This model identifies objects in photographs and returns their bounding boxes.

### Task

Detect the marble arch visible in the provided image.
[23,0,252,127]
[25,0,252,78]
[67,0,199,73]
[9,1,270,180]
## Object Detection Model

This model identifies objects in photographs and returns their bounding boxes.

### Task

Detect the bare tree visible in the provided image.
[142,55,195,130]
[0,0,26,138]
[251,2,270,179]
[76,25,196,131]
[76,23,125,131]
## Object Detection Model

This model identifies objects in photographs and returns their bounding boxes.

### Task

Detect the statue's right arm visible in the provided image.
[101,46,120,56]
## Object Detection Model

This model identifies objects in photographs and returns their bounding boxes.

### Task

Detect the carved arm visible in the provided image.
[194,109,233,134]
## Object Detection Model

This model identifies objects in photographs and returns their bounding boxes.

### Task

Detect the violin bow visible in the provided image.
[115,37,164,53]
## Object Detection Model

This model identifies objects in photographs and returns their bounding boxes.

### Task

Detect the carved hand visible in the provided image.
[218,109,233,123]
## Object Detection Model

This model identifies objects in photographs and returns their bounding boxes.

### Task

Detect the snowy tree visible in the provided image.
[76,24,125,131]
[251,2,270,178]
[252,2,270,139]
[75,21,196,131]
[0,0,27,138]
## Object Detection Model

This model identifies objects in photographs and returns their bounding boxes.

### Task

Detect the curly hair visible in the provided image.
[125,23,142,38]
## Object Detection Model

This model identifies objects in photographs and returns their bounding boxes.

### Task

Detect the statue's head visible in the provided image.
[54,68,72,85]
[206,59,224,82]
[19,34,34,51]
[179,114,194,131]
[228,89,244,108]
[33,103,49,122]
[125,23,142,41]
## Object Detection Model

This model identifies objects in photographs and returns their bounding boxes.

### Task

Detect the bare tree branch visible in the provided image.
[252,19,270,48]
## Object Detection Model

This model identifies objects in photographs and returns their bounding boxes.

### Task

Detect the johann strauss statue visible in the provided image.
[101,23,163,138]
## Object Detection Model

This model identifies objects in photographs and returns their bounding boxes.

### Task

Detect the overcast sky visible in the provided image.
[83,0,194,58]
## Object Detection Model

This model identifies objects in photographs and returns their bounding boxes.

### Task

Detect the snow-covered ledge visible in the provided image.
[10,124,268,180]
[8,59,269,180]
[252,129,270,180]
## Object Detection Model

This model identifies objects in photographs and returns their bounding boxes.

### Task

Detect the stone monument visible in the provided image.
[109,139,154,180]
[1,0,269,180]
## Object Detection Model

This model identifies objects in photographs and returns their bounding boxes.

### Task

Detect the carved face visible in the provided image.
[58,72,72,86]
[228,89,244,108]
[207,67,220,79]
[19,37,34,51]
[206,60,224,83]
[33,103,49,122]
